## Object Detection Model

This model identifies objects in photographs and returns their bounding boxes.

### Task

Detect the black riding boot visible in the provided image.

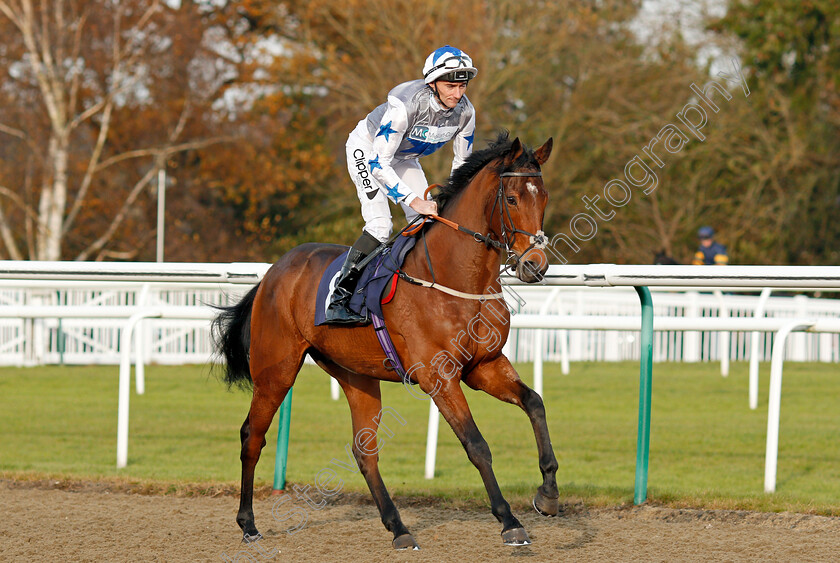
[325,232,381,324]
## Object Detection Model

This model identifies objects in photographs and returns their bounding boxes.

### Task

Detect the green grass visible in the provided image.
[1,361,839,514]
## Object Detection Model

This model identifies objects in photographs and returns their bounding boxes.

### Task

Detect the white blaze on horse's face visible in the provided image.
[499,136,554,283]
[505,175,549,284]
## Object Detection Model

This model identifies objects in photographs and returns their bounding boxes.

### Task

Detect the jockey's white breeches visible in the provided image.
[346,125,429,242]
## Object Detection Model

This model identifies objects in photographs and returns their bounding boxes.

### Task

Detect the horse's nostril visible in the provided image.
[518,259,546,282]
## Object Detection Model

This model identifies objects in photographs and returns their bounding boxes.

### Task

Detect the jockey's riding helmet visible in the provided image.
[423,46,477,83]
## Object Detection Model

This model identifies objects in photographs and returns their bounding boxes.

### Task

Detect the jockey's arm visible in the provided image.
[450,108,476,175]
[369,96,418,207]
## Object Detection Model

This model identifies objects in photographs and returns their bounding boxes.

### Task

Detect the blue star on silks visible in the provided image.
[368,155,382,171]
[385,182,403,201]
[465,131,475,150]
[376,121,398,142]
[400,138,448,157]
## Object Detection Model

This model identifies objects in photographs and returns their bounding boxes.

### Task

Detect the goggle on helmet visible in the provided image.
[423,45,478,84]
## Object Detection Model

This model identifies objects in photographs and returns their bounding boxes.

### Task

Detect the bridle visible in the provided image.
[491,171,548,273]
[360,167,549,289]
[421,170,548,273]
[400,169,548,275]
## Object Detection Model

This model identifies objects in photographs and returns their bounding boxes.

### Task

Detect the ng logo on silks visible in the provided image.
[408,124,458,143]
[410,125,429,140]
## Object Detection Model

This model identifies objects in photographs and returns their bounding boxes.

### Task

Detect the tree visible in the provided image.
[0,0,249,260]
[258,0,650,256]
[707,0,840,264]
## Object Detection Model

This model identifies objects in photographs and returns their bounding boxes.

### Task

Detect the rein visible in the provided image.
[412,171,548,263]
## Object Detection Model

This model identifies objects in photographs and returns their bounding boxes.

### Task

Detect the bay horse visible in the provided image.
[213,132,559,550]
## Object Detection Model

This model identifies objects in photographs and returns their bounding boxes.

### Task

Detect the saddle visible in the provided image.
[314,235,417,327]
[314,235,420,384]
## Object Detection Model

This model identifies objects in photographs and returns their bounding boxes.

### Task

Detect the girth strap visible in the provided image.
[371,311,416,385]
[368,256,416,385]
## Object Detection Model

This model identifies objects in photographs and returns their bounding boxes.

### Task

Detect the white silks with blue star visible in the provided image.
[350,79,476,206]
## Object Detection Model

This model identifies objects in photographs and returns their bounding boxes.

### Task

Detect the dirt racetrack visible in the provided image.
[2,480,840,562]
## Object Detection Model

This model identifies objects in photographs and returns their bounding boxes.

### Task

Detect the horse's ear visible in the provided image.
[534,137,553,165]
[507,137,524,163]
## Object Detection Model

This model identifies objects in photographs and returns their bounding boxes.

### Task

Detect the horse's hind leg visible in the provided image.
[316,359,418,550]
[464,356,560,517]
[237,356,303,541]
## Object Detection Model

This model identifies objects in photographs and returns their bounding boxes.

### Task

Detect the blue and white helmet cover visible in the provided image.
[423,45,478,83]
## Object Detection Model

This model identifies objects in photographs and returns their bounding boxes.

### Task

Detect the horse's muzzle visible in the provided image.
[516,259,547,283]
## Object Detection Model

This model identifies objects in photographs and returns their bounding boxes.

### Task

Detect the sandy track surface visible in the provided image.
[2,481,839,562]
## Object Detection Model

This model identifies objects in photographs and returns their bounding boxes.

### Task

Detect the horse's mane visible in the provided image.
[434,131,539,212]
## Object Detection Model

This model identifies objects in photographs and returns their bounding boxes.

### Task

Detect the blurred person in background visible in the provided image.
[692,226,729,265]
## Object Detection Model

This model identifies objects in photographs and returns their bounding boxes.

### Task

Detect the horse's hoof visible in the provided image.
[533,490,559,517]
[393,533,420,550]
[242,532,263,544]
[501,527,531,546]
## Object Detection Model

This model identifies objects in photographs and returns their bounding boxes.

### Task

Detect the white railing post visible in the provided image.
[570,291,584,361]
[684,291,701,362]
[533,287,562,395]
[559,326,570,376]
[819,333,833,362]
[134,284,151,395]
[791,295,809,362]
[764,320,816,493]
[714,290,730,377]
[30,291,47,365]
[533,325,544,394]
[424,401,440,479]
[750,288,772,410]
[117,309,163,468]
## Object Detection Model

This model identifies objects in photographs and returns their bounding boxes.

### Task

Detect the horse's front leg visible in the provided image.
[430,379,531,545]
[463,355,560,517]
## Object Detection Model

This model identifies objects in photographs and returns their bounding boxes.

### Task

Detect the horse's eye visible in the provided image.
[506,196,517,206]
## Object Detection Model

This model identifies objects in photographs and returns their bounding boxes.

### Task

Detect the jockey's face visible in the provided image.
[434,80,468,109]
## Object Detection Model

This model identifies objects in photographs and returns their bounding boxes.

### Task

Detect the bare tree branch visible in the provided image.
[23,159,35,258]
[67,9,88,119]
[75,161,160,261]
[0,185,40,223]
[0,1,23,31]
[0,202,23,260]
[0,122,26,139]
[62,99,114,235]
[94,136,237,172]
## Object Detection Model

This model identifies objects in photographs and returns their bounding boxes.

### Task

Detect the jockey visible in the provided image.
[692,226,729,265]
[326,45,478,323]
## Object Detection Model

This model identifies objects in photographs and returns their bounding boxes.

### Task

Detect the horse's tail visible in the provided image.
[211,283,260,390]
